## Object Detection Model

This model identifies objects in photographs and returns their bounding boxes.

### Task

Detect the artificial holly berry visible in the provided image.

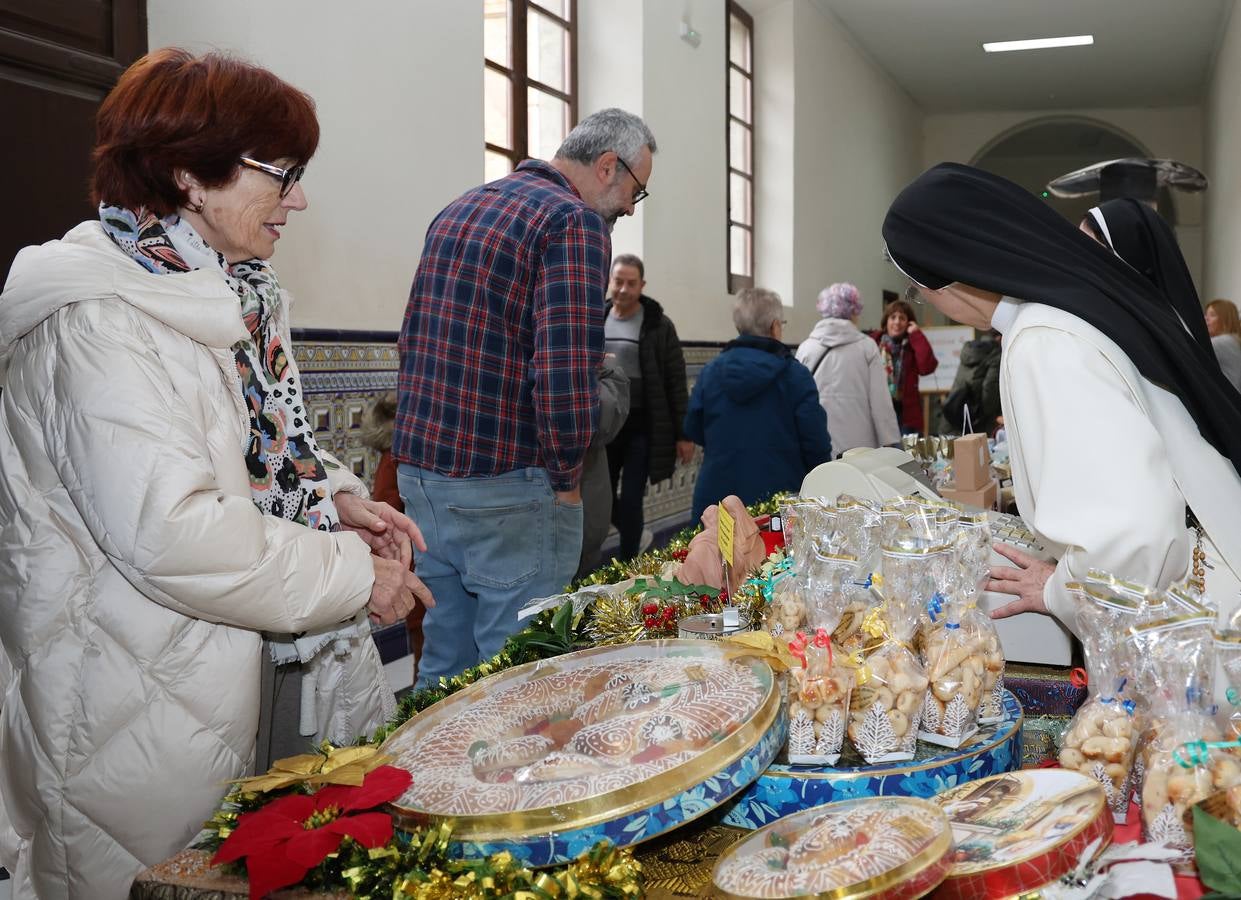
[717,591,727,603]
[643,616,658,629]
[699,594,712,603]
[642,602,658,616]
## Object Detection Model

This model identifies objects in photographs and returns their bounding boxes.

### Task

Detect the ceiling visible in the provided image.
[807,0,1233,112]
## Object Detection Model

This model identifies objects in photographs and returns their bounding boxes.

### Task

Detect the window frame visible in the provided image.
[726,0,755,294]
[485,0,579,174]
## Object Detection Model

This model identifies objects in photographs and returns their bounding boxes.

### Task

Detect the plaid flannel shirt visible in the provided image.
[395,160,609,491]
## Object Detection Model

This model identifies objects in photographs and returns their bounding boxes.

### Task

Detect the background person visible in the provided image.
[0,49,430,898]
[604,254,692,560]
[871,298,938,433]
[685,288,831,521]
[940,329,1002,434]
[363,391,425,684]
[395,109,656,687]
[1207,298,1241,393]
[576,359,630,578]
[795,281,900,455]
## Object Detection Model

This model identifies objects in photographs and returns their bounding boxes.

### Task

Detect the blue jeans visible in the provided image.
[398,465,583,688]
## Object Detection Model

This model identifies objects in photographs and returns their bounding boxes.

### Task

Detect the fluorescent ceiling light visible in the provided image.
[983,34,1094,53]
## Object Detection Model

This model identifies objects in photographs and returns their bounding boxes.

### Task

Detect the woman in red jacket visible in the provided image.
[872,298,938,433]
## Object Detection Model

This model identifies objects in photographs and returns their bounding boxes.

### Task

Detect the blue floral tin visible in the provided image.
[723,691,1023,829]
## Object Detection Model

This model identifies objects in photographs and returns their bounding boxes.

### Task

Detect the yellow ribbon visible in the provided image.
[720,630,799,673]
[230,743,392,792]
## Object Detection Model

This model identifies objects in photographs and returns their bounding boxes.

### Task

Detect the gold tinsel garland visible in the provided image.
[199,493,789,898]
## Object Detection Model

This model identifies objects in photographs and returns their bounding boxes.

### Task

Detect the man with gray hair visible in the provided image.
[684,288,831,520]
[395,108,656,686]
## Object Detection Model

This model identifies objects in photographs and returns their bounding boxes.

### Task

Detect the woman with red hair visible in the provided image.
[0,49,432,897]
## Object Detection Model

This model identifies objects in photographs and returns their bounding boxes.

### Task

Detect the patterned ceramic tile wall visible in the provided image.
[291,332,721,531]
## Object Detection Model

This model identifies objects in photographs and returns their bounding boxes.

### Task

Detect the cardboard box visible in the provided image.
[941,476,999,510]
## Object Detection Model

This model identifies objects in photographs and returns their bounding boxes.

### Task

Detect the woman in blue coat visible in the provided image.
[685,288,832,521]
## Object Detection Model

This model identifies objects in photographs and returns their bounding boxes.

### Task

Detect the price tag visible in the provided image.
[717,503,735,566]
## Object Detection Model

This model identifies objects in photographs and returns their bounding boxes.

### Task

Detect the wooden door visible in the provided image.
[0,1,146,282]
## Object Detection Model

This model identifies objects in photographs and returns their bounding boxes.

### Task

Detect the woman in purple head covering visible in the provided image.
[795,282,901,455]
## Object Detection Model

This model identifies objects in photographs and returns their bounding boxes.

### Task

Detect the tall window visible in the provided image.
[727,2,755,293]
[484,0,578,182]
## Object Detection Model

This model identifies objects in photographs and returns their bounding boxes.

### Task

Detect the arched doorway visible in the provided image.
[970,116,1177,228]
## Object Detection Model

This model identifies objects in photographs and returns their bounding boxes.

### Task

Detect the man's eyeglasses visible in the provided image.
[615,154,649,204]
[239,157,306,198]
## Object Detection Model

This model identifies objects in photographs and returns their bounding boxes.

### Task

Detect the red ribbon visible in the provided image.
[1070,667,1089,689]
[813,627,833,667]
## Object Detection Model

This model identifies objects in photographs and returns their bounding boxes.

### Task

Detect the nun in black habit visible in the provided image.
[882,162,1241,636]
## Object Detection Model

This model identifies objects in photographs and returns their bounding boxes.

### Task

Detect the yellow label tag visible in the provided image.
[717,503,735,566]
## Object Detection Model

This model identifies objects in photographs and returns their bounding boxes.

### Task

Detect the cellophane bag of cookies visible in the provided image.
[762,574,807,639]
[846,537,939,764]
[918,589,983,748]
[1057,583,1153,824]
[832,496,882,565]
[1214,628,1241,741]
[1130,612,1238,864]
[955,512,1007,723]
[781,498,828,571]
[846,608,928,763]
[786,628,855,765]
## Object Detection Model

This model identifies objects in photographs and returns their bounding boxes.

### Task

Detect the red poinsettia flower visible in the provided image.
[213,764,411,899]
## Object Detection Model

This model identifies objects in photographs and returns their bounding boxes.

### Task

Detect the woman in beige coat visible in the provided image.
[795,282,901,456]
[0,50,432,898]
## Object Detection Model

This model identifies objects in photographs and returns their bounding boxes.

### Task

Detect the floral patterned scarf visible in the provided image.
[99,205,339,533]
[879,333,907,400]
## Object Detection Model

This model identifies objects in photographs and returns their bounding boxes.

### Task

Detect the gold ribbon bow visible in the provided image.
[230,743,392,793]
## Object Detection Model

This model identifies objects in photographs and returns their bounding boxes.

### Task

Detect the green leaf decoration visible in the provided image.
[1194,805,1241,897]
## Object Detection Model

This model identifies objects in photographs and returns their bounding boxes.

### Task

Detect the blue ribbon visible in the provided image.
[926,592,946,623]
[1175,737,1241,769]
[1228,687,1239,707]
[754,556,796,603]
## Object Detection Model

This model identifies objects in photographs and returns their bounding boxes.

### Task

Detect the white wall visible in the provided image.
[923,105,1206,287]
[579,0,730,339]
[753,0,922,340]
[577,0,645,259]
[148,0,483,332]
[753,0,796,309]
[1205,4,1241,303]
[640,0,730,339]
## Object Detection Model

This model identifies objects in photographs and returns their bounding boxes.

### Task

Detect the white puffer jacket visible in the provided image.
[0,222,378,898]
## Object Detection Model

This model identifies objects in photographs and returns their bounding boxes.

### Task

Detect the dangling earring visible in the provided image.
[186,197,205,214]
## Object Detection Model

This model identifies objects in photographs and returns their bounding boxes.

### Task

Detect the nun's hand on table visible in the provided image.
[986,542,1055,619]
[336,492,428,569]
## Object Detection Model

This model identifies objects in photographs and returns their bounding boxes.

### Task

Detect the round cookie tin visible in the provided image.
[380,639,785,867]
[711,795,953,899]
[933,768,1112,899]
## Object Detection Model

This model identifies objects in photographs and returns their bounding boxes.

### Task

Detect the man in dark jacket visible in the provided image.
[685,287,831,521]
[941,330,1002,434]
[604,254,692,559]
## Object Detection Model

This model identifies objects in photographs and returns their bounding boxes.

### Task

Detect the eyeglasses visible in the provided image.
[239,157,306,198]
[614,154,649,204]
